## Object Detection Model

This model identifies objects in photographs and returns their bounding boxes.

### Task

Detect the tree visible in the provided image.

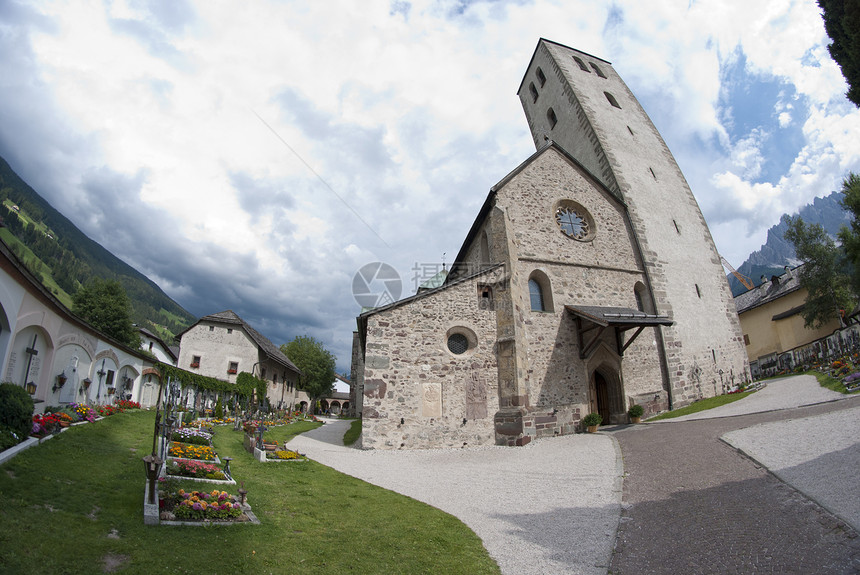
[784,216,854,328]
[72,278,141,348]
[837,172,860,292]
[280,336,335,413]
[818,0,860,107]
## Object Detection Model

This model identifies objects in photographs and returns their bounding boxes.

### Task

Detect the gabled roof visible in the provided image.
[448,141,626,281]
[138,327,178,362]
[180,310,300,374]
[734,266,803,315]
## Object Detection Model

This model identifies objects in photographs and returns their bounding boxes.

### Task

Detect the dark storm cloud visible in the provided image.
[229,170,295,219]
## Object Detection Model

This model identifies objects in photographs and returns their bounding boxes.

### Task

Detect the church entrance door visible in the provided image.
[594,372,610,424]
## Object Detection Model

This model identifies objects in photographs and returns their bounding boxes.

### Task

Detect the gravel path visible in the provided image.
[287,376,858,574]
[665,374,844,421]
[722,405,860,532]
[289,421,623,575]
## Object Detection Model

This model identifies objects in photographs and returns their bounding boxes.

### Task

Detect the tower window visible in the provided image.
[573,55,590,72]
[209,325,214,331]
[604,91,621,108]
[627,126,634,136]
[649,167,656,179]
[478,285,494,311]
[695,284,701,298]
[536,67,547,87]
[673,220,681,234]
[529,82,538,103]
[590,62,607,78]
[547,108,557,129]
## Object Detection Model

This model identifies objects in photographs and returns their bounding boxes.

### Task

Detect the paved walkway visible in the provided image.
[290,376,860,574]
[609,376,860,574]
[289,420,622,575]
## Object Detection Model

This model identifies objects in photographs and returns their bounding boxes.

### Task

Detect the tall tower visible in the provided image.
[518,39,748,407]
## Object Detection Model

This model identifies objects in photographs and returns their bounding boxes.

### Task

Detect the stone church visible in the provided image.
[353,39,749,449]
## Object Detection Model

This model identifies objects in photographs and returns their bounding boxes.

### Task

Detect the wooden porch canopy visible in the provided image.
[565,305,673,360]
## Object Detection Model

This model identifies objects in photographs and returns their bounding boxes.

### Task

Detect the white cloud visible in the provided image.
[2,0,860,367]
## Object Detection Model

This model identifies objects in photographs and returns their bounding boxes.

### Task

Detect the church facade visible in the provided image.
[353,39,749,449]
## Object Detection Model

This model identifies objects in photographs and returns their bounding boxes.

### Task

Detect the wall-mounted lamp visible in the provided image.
[25,381,37,395]
[82,378,92,391]
[53,371,68,392]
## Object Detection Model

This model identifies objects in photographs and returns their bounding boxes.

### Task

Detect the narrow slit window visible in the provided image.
[529,279,545,311]
[673,220,681,234]
[627,126,634,136]
[536,67,547,87]
[604,91,621,108]
[573,55,590,72]
[547,108,557,129]
[695,284,701,298]
[590,62,607,78]
[649,167,656,179]
[529,82,538,103]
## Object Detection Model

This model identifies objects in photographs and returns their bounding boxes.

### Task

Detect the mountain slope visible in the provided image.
[0,155,195,341]
[727,192,850,295]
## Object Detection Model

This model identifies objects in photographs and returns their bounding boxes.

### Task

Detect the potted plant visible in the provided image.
[582,412,602,433]
[627,404,644,423]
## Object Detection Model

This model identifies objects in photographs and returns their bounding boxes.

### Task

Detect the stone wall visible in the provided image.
[359,271,500,449]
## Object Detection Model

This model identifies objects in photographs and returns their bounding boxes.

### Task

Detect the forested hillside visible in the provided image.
[0,155,195,342]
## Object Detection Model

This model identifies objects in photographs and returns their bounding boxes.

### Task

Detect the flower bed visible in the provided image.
[171,428,213,446]
[172,489,244,520]
[165,458,228,480]
[69,403,96,423]
[269,449,305,461]
[168,441,217,460]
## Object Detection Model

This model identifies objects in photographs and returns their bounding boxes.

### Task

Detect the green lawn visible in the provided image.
[647,390,755,421]
[0,411,499,575]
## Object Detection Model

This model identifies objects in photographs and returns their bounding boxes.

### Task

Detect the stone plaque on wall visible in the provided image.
[421,382,442,417]
[466,371,487,419]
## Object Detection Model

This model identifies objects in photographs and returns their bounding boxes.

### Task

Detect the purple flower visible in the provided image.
[192,502,202,510]
[233,502,241,509]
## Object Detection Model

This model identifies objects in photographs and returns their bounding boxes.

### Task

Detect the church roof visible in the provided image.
[179,310,300,374]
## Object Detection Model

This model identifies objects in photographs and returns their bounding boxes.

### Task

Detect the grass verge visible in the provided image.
[809,369,860,394]
[0,410,499,575]
[647,390,755,421]
[343,419,361,446]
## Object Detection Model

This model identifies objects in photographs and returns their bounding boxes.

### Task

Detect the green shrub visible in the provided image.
[0,382,34,446]
[627,404,644,418]
[214,397,223,418]
[582,412,602,427]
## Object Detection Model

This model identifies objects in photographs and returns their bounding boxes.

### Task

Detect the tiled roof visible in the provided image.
[195,310,300,374]
[734,266,802,315]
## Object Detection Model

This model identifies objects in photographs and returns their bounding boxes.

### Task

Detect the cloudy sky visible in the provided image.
[1,0,859,375]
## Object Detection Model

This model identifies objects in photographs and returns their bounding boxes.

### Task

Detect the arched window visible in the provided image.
[529,270,554,312]
[536,67,547,87]
[529,279,545,311]
[604,91,621,108]
[529,82,538,103]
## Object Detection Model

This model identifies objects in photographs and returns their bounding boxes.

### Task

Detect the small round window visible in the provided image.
[447,333,469,355]
[554,200,595,241]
